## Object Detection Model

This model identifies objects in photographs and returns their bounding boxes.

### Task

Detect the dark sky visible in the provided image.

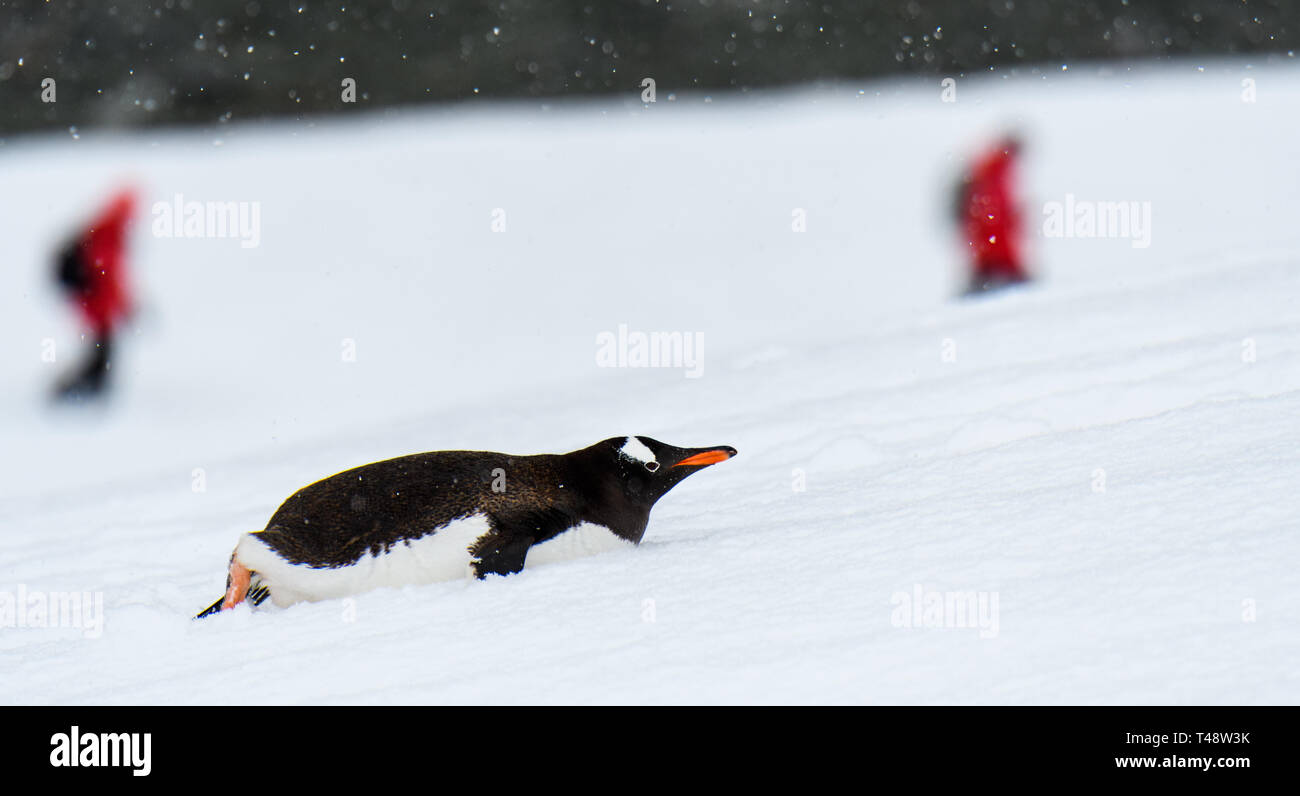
[0,0,1294,134]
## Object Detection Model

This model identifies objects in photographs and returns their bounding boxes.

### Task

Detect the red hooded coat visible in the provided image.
[962,142,1026,281]
[70,189,136,337]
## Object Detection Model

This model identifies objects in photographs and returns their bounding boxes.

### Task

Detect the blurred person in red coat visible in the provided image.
[954,135,1031,295]
[53,188,137,400]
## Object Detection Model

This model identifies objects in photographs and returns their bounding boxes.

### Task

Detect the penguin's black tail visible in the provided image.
[193,582,270,619]
[194,561,237,619]
[195,597,225,619]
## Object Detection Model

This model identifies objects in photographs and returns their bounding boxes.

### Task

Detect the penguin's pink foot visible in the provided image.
[221,559,252,610]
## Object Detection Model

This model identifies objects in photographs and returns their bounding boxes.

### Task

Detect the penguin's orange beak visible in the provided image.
[672,447,737,468]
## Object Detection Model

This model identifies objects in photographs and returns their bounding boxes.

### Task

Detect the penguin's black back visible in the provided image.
[254,449,602,569]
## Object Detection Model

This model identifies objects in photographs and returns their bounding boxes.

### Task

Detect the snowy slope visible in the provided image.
[2,62,1298,704]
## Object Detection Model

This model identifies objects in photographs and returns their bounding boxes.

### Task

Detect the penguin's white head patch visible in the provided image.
[619,436,657,466]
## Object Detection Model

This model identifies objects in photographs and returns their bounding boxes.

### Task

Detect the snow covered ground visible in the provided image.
[2,61,1298,704]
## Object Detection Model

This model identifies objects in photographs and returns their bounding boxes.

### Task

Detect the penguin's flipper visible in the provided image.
[471,506,580,579]
[471,533,534,579]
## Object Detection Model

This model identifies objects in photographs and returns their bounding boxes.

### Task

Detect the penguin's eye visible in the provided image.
[644,461,660,472]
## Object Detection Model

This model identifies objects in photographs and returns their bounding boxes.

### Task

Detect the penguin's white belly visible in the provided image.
[234,513,493,608]
[233,516,632,608]
[525,522,635,567]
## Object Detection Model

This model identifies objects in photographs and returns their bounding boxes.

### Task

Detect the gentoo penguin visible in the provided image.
[196,436,735,617]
